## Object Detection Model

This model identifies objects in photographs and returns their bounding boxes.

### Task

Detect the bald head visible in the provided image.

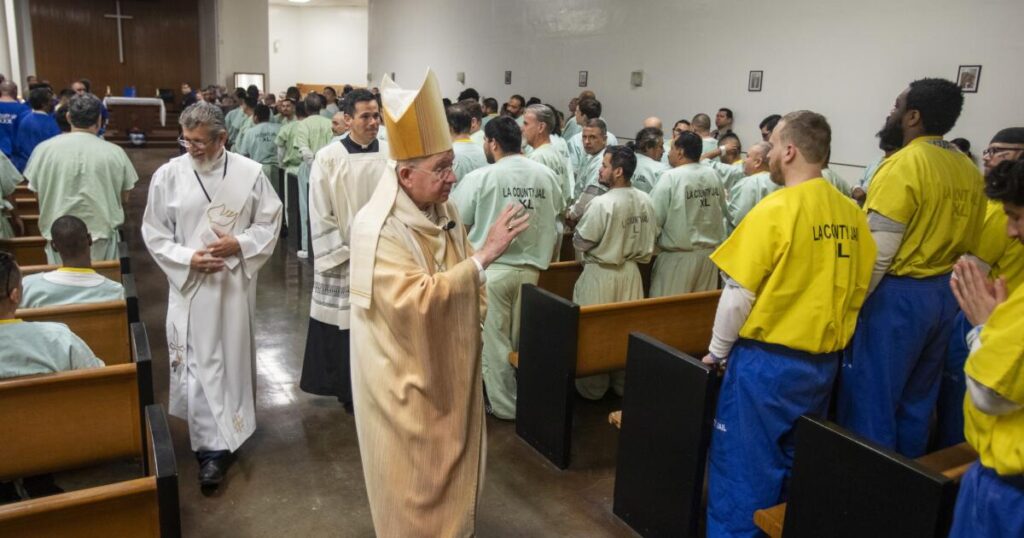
[0,81,17,98]
[578,90,596,101]
[744,141,772,175]
[691,113,712,135]
[643,116,663,130]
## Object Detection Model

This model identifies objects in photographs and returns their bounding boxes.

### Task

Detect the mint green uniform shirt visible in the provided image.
[20,269,125,308]
[575,187,657,265]
[25,132,138,240]
[574,149,605,200]
[275,120,303,175]
[562,116,580,141]
[225,107,243,144]
[632,153,670,193]
[452,155,561,269]
[0,153,21,238]
[236,122,282,171]
[0,320,104,379]
[452,139,488,185]
[702,137,720,162]
[822,167,852,197]
[726,171,778,232]
[860,156,885,192]
[293,116,334,160]
[650,163,727,251]
[528,142,573,208]
[703,160,746,194]
[470,129,485,147]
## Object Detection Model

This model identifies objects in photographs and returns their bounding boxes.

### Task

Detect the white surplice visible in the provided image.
[142,150,282,452]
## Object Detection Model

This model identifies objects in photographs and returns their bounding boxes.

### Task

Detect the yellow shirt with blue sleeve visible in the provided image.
[711,178,876,354]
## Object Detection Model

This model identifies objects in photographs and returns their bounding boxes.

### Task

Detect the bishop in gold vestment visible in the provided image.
[348,69,529,537]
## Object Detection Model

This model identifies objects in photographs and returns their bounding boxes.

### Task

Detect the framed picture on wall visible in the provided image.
[505,71,512,85]
[748,70,763,92]
[579,71,588,87]
[233,73,265,93]
[957,65,981,93]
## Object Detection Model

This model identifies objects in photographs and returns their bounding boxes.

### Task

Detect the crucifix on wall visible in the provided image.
[104,0,134,64]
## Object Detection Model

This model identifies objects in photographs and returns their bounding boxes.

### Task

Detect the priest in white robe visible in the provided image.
[349,69,528,537]
[142,102,282,491]
[300,88,389,412]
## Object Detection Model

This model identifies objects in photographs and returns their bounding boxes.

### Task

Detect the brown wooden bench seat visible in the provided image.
[17,300,132,365]
[514,284,719,469]
[14,195,38,214]
[0,405,179,537]
[0,236,47,265]
[20,214,39,237]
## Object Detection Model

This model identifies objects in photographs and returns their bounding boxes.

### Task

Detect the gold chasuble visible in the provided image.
[349,69,487,537]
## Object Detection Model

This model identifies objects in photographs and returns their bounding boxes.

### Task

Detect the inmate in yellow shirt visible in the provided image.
[964,285,1024,476]
[975,200,1024,294]
[711,178,876,354]
[866,136,985,278]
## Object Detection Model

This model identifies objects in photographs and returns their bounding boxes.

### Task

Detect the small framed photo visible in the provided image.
[504,71,512,85]
[957,65,981,93]
[748,70,763,92]
[579,70,588,87]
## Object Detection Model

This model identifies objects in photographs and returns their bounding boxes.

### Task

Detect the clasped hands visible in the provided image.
[190,228,241,274]
[951,256,1008,327]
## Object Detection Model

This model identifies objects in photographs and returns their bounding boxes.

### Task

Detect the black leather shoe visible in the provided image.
[198,457,231,488]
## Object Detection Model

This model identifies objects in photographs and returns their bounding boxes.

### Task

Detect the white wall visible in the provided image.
[368,0,1024,175]
[268,4,368,94]
[217,0,270,90]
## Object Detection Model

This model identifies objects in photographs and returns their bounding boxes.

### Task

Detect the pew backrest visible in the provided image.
[0,363,142,480]
[535,259,658,302]
[613,333,716,537]
[0,404,179,538]
[21,214,40,236]
[575,290,720,377]
[0,236,48,266]
[782,416,958,538]
[515,284,719,469]
[17,300,131,365]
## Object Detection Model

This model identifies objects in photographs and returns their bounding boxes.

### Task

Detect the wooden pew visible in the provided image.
[0,322,153,479]
[14,195,38,214]
[612,333,717,538]
[0,404,180,537]
[19,260,123,281]
[514,284,720,469]
[752,417,976,538]
[20,214,40,237]
[0,236,47,265]
[17,300,132,365]
[534,258,656,302]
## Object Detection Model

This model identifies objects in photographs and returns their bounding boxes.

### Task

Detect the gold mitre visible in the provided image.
[380,68,452,161]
